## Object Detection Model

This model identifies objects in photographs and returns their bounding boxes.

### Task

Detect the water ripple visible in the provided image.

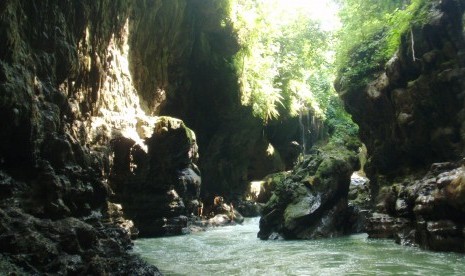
[134,218,465,275]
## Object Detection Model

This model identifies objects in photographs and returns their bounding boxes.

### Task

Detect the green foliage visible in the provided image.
[325,94,359,146]
[336,0,402,66]
[338,30,388,90]
[385,0,430,55]
[336,0,430,87]
[228,0,334,123]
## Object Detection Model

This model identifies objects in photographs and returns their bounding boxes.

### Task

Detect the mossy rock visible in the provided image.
[258,140,360,240]
[257,172,289,203]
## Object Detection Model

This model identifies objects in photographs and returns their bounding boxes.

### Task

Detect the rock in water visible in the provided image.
[367,162,465,252]
[110,116,202,237]
[258,141,360,240]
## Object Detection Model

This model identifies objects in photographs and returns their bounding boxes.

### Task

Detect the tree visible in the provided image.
[228,0,335,123]
[335,0,428,77]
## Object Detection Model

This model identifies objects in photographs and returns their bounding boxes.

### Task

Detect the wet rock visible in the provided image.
[0,206,160,275]
[107,202,139,238]
[235,200,262,217]
[163,215,190,236]
[189,210,243,229]
[258,140,360,240]
[346,206,370,234]
[109,116,202,237]
[208,214,234,226]
[366,212,413,239]
[347,172,371,233]
[367,163,465,252]
[206,197,245,224]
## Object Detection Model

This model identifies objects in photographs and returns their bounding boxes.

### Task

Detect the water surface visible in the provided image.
[134,217,465,275]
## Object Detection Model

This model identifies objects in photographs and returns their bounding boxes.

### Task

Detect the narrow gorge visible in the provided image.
[1,0,465,274]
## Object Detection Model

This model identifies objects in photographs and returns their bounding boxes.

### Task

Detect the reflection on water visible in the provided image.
[134,217,465,275]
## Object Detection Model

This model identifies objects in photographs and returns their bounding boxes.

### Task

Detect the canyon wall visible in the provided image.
[336,0,465,252]
[0,0,298,272]
[0,0,165,273]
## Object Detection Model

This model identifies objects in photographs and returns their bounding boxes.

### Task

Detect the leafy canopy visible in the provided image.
[335,0,429,86]
[228,0,335,123]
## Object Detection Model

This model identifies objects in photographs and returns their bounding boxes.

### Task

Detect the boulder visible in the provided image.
[258,141,359,240]
[347,172,371,233]
[109,116,202,237]
[367,162,465,252]
[234,200,262,217]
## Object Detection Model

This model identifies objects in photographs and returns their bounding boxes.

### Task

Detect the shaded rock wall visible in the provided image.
[368,160,465,252]
[201,112,287,198]
[336,0,465,252]
[128,0,295,197]
[0,0,160,273]
[338,0,465,176]
[0,0,295,272]
[110,116,201,237]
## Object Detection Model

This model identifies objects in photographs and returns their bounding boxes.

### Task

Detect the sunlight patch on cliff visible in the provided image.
[88,19,155,152]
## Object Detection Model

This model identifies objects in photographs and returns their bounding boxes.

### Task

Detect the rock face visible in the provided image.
[347,172,371,234]
[110,116,202,237]
[367,161,465,252]
[258,141,360,240]
[129,1,304,197]
[338,0,465,175]
[336,0,465,252]
[0,0,317,272]
[0,206,158,275]
[0,0,196,273]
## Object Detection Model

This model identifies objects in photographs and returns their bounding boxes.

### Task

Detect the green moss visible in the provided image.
[0,256,26,275]
[336,0,431,93]
[385,0,430,56]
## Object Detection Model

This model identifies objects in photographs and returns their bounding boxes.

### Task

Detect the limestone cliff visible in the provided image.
[135,0,289,197]
[0,0,167,273]
[0,0,297,273]
[336,0,465,252]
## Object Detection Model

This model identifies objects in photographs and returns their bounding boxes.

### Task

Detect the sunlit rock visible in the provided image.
[109,116,202,237]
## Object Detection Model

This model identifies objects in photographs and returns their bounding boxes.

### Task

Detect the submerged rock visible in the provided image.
[258,140,360,240]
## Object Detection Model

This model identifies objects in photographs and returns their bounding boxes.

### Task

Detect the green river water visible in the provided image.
[134,217,465,275]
